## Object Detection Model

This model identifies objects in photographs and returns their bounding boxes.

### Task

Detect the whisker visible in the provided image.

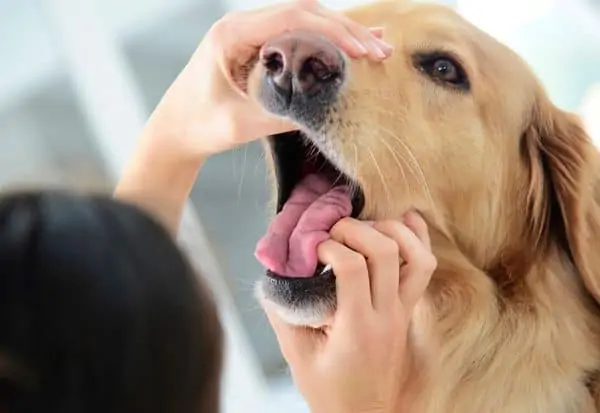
[351,142,360,196]
[375,125,436,212]
[349,126,363,198]
[331,99,437,214]
[366,146,393,207]
[379,137,410,191]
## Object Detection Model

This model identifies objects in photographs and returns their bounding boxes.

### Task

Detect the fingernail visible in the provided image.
[363,220,376,226]
[375,38,394,55]
[402,208,419,221]
[369,41,386,59]
[369,26,384,38]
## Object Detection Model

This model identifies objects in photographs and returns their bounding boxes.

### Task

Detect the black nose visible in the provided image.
[260,30,344,102]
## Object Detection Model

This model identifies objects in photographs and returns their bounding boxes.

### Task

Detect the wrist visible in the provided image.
[141,101,212,163]
[115,124,205,234]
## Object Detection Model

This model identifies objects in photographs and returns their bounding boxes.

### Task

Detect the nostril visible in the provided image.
[296,56,342,94]
[301,57,341,83]
[263,50,285,76]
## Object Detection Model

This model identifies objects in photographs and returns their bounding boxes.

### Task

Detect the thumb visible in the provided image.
[246,99,297,135]
[262,301,320,365]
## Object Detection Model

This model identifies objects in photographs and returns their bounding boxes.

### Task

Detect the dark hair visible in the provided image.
[0,191,223,413]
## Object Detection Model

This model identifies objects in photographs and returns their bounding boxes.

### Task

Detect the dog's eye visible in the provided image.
[415,53,470,91]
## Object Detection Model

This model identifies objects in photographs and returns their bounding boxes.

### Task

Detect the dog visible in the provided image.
[248,1,600,412]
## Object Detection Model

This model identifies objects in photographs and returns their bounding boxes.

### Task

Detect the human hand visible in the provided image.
[263,211,436,413]
[143,0,393,159]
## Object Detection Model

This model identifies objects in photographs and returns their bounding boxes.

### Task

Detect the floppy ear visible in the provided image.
[524,96,600,304]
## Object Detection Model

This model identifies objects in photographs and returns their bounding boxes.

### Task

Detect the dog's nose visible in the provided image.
[260,30,344,100]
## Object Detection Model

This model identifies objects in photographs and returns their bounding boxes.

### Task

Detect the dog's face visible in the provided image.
[249,1,600,327]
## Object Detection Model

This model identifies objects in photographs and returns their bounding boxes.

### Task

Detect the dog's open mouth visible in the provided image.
[255,131,365,281]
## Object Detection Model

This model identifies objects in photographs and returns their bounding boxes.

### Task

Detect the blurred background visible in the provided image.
[0,0,598,412]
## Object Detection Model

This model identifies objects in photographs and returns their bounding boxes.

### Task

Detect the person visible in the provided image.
[0,193,222,413]
[0,2,436,413]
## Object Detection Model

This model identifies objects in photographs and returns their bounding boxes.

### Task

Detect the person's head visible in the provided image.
[0,191,223,413]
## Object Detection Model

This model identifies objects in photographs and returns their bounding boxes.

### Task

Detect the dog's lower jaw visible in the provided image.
[255,280,334,328]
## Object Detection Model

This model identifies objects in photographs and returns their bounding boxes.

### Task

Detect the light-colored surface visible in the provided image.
[39,0,145,177]
[459,0,600,110]
[458,0,556,38]
[0,0,196,109]
[582,85,600,146]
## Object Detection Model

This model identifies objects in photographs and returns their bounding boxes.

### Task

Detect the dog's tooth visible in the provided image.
[320,264,332,275]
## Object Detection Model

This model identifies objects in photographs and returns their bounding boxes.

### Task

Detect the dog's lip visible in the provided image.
[265,265,335,286]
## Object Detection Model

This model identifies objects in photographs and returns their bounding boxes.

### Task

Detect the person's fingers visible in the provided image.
[317,239,372,316]
[303,1,391,54]
[369,27,384,38]
[227,5,368,58]
[342,22,393,60]
[277,8,370,58]
[262,300,319,364]
[218,2,391,60]
[329,218,400,313]
[253,114,297,136]
[400,259,436,313]
[236,100,298,136]
[399,250,436,315]
[311,7,393,59]
[374,219,436,314]
[402,210,431,250]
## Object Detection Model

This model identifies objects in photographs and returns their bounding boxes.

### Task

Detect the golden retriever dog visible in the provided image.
[248,1,600,411]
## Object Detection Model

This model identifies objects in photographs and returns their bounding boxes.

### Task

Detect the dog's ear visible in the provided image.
[523,95,600,304]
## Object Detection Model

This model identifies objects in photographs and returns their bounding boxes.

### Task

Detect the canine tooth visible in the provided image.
[320,264,332,275]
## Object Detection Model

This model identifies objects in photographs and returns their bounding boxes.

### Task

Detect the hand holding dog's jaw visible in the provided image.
[263,212,435,413]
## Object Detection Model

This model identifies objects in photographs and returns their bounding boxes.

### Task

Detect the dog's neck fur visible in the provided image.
[409,158,600,412]
[426,166,534,278]
[407,225,600,413]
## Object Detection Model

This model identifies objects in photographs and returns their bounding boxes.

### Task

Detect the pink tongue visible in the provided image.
[255,174,352,277]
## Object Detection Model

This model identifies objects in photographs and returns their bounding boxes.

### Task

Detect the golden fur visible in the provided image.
[251,1,600,411]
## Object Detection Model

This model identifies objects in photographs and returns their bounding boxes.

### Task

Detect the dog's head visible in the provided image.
[249,0,600,326]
